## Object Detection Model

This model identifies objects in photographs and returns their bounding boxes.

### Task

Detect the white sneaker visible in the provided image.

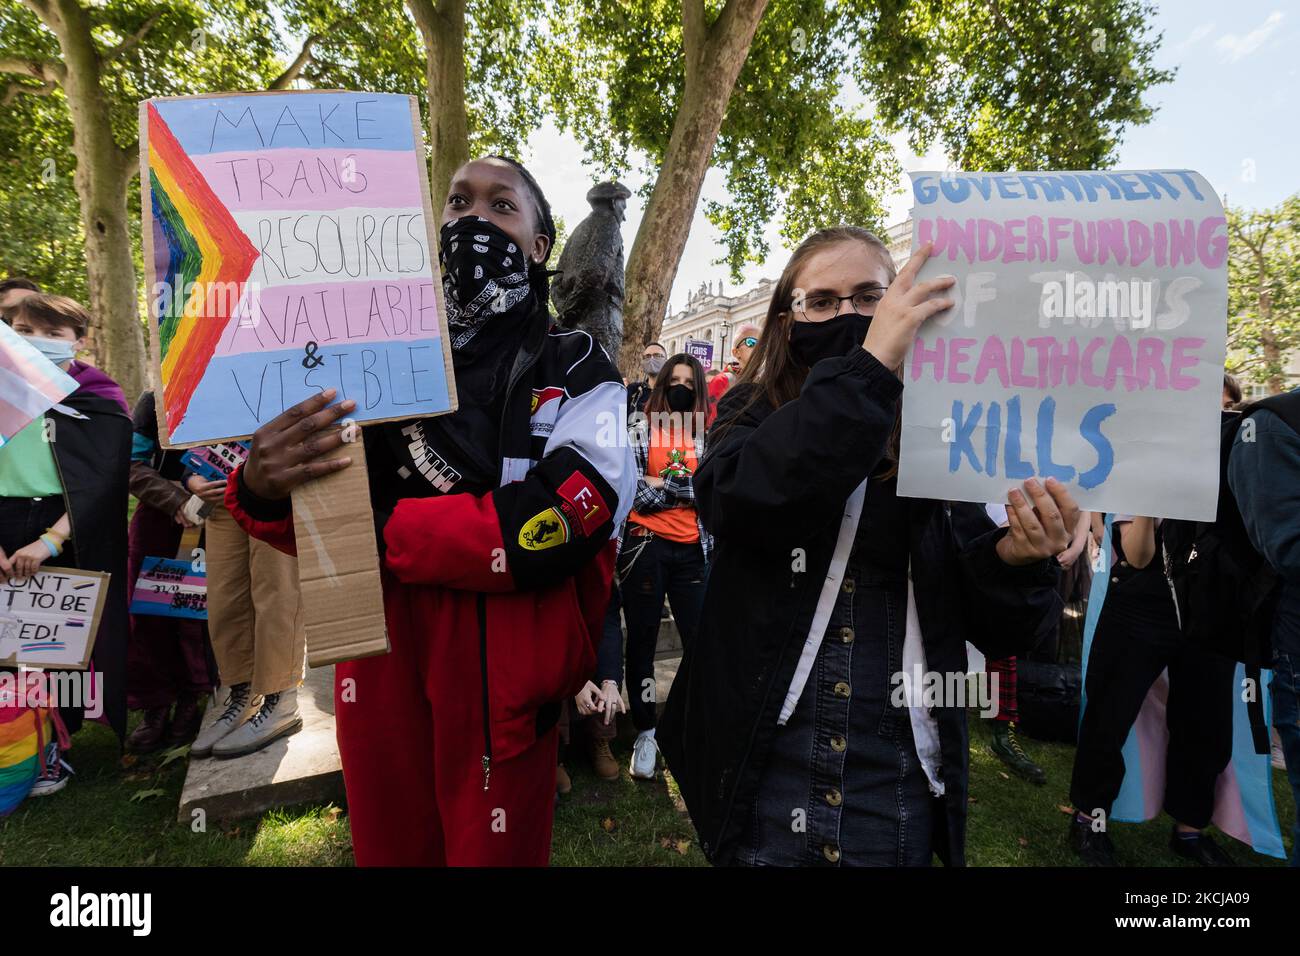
[212,686,302,759]
[191,683,258,758]
[630,728,658,780]
[28,739,73,797]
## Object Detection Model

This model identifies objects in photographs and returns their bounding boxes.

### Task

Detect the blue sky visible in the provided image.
[524,2,1300,314]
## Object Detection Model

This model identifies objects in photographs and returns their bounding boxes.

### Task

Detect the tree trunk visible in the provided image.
[407,0,469,202]
[44,0,146,398]
[617,0,769,377]
[1260,291,1285,395]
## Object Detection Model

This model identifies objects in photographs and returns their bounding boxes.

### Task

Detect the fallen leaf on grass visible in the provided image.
[129,788,166,803]
[158,745,190,768]
[323,807,342,823]
[1056,805,1074,815]
[600,817,617,833]
[997,771,1010,780]
[657,837,691,855]
[119,754,138,769]
[1017,837,1029,848]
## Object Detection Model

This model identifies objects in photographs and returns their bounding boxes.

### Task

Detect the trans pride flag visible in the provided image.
[0,321,77,445]
[1081,513,1286,858]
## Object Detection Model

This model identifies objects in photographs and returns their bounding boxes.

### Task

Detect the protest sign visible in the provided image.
[0,321,77,445]
[684,338,714,370]
[898,169,1228,522]
[130,558,207,621]
[0,567,109,670]
[182,441,250,482]
[140,90,456,447]
[139,90,458,665]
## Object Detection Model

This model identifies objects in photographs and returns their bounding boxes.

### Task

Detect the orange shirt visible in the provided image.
[628,427,699,543]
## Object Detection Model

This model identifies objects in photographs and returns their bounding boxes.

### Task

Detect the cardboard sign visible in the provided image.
[182,441,249,482]
[684,339,714,370]
[140,90,457,448]
[129,558,207,620]
[0,567,109,670]
[0,321,77,445]
[899,169,1227,521]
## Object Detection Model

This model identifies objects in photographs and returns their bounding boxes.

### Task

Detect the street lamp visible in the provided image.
[718,319,731,371]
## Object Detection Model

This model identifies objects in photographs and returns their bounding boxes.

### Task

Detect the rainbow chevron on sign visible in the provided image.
[146,102,260,436]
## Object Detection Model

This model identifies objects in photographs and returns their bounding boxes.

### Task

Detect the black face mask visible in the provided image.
[439,215,534,351]
[788,312,872,367]
[666,383,695,413]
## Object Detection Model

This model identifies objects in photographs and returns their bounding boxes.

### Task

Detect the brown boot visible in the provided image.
[556,763,572,795]
[590,738,619,780]
[126,706,171,754]
[166,691,204,746]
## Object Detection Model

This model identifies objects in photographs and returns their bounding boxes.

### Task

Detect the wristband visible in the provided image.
[44,526,67,543]
[39,535,62,558]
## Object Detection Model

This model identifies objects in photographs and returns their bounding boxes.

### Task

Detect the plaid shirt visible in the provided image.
[615,424,712,565]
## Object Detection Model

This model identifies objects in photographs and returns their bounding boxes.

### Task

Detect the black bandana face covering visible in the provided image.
[440,215,534,350]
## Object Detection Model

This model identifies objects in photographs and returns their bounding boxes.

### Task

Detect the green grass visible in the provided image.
[1,712,1292,867]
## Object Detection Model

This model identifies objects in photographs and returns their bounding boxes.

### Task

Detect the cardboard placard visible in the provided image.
[899,169,1228,521]
[182,441,249,482]
[138,90,461,666]
[0,566,109,670]
[139,89,457,448]
[290,434,388,667]
[130,557,207,620]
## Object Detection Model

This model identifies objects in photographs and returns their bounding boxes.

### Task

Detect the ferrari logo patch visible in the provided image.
[519,508,571,551]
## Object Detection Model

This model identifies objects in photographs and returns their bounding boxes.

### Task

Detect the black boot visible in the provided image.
[990,721,1047,785]
[1169,828,1235,866]
[126,706,171,755]
[1068,814,1118,866]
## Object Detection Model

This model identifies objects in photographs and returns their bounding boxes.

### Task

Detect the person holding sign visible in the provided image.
[228,156,635,866]
[659,228,1077,866]
[0,294,131,790]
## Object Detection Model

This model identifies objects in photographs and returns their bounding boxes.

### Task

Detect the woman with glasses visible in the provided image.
[659,226,1078,866]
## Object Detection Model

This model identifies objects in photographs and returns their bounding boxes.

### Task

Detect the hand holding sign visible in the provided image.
[863,242,956,369]
[242,388,357,500]
[995,476,1080,566]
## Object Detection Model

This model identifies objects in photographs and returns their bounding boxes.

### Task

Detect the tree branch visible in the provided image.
[103,11,163,63]
[682,0,707,80]
[1,77,57,107]
[269,32,323,89]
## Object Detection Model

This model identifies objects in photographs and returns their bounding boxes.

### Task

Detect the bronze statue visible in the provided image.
[550,181,632,361]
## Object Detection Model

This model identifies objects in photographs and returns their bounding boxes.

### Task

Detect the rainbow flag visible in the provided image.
[146,102,260,436]
[1081,513,1286,858]
[0,321,77,445]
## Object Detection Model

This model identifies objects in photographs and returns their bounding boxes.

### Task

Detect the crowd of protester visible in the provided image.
[1,155,1297,869]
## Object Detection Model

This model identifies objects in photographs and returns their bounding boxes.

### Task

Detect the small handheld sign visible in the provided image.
[0,567,110,670]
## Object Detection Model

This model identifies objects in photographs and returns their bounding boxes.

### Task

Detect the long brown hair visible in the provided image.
[644,353,708,441]
[718,226,902,472]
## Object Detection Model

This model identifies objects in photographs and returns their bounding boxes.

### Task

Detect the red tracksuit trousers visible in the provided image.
[334,574,558,866]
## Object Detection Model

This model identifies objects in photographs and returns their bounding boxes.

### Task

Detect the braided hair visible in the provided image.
[487,154,557,305]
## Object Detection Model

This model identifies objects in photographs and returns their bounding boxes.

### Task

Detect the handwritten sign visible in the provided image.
[0,567,109,670]
[130,558,207,620]
[182,441,249,482]
[898,169,1227,521]
[684,339,714,370]
[0,321,77,445]
[140,90,457,447]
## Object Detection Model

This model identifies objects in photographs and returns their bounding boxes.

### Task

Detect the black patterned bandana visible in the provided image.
[440,215,534,351]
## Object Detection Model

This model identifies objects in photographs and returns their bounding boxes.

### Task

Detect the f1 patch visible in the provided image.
[519,508,570,551]
[556,472,609,538]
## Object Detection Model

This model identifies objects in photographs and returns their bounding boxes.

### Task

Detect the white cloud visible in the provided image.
[1173,21,1216,54]
[1215,11,1285,63]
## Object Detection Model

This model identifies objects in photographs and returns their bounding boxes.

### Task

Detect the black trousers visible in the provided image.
[0,494,86,734]
[1070,574,1235,829]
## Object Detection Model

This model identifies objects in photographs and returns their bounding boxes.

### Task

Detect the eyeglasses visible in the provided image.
[738,337,758,348]
[794,289,884,322]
